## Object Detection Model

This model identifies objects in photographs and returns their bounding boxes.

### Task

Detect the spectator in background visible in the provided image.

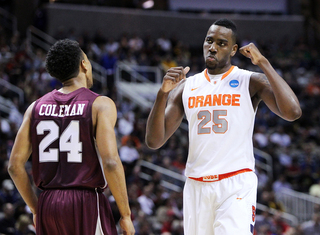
[270,211,291,235]
[286,157,302,185]
[118,112,134,136]
[309,179,320,197]
[272,174,292,193]
[128,34,144,53]
[0,203,16,235]
[300,206,320,235]
[137,184,155,216]
[14,214,36,235]
[156,33,172,55]
[160,53,178,72]
[171,149,186,174]
[0,179,21,206]
[298,166,317,193]
[260,191,285,212]
[100,49,118,94]
[254,210,274,235]
[299,143,319,174]
[253,125,269,150]
[105,37,120,55]
[278,147,293,169]
[269,126,291,148]
[256,166,269,195]
[119,138,140,181]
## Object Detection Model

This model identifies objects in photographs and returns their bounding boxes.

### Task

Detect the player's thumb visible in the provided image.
[183,66,190,76]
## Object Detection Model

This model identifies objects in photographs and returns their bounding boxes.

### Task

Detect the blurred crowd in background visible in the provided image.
[1,4,320,235]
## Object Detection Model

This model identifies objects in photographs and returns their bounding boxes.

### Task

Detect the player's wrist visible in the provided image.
[120,214,132,220]
[158,88,171,96]
[256,56,269,68]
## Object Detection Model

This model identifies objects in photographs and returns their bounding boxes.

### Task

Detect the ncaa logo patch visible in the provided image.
[229,80,239,88]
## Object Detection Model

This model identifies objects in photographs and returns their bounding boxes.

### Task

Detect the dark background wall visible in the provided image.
[44,3,304,48]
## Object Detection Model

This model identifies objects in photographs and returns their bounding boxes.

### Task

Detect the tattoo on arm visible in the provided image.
[250,73,271,108]
[256,73,271,87]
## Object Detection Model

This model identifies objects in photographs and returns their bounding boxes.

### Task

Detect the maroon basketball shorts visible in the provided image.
[36,188,117,235]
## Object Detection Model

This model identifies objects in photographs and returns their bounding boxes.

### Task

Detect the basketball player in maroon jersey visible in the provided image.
[8,39,135,235]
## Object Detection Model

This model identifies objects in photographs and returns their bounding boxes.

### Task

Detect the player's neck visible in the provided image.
[59,76,87,94]
[207,63,232,75]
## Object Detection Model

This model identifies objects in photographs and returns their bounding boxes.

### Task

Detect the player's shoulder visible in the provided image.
[249,72,268,86]
[93,95,116,112]
[234,66,254,76]
[23,101,37,120]
[182,70,206,91]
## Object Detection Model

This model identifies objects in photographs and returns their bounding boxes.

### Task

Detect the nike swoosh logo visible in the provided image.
[191,87,200,91]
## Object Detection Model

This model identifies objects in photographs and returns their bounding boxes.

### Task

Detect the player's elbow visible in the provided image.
[7,160,20,177]
[286,106,302,122]
[145,135,163,150]
[103,158,119,172]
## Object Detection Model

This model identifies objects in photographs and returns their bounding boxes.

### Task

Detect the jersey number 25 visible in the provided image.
[198,110,228,134]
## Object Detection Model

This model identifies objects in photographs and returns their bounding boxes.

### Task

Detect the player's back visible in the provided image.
[30,87,106,190]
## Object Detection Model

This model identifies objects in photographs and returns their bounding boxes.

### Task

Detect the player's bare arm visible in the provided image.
[93,96,135,235]
[8,102,38,226]
[240,43,302,121]
[146,66,189,149]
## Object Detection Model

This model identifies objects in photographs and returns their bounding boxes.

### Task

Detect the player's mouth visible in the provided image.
[206,55,218,62]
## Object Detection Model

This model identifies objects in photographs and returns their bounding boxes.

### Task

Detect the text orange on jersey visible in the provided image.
[188,94,241,108]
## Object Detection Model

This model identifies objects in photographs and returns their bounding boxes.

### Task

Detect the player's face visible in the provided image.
[203,25,237,74]
[82,52,93,88]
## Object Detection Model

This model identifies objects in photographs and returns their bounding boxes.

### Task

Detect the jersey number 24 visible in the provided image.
[36,120,82,163]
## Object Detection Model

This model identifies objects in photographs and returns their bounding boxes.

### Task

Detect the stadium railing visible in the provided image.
[275,187,320,223]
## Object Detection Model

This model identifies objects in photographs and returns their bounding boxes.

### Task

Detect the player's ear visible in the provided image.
[231,44,238,57]
[80,59,88,72]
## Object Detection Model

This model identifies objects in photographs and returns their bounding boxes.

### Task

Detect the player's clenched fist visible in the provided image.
[161,66,190,93]
[239,43,267,66]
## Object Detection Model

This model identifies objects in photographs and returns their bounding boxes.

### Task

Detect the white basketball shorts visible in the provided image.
[183,171,258,235]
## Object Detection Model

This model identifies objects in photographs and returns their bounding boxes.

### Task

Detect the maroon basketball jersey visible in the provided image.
[30,88,106,190]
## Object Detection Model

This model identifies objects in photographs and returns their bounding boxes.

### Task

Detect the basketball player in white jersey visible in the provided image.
[145,19,301,234]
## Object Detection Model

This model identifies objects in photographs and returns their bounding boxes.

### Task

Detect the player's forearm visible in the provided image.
[8,164,38,214]
[145,89,169,149]
[258,58,302,121]
[103,158,131,218]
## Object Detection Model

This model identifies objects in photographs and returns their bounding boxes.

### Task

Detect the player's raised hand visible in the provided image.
[239,43,266,66]
[161,66,190,93]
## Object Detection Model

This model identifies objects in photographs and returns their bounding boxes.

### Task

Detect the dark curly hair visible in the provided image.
[45,39,84,83]
[213,18,237,44]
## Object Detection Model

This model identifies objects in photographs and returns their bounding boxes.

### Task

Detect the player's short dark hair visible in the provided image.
[45,39,84,83]
[213,18,237,43]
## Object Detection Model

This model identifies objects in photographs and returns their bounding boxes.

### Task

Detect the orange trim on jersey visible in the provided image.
[204,69,210,82]
[204,66,235,82]
[221,66,235,80]
[189,168,252,182]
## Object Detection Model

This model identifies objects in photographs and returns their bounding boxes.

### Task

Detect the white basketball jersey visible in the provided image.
[182,66,255,177]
